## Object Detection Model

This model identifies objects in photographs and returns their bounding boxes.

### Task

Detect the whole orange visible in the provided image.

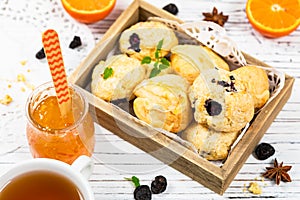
[246,0,300,38]
[61,0,116,24]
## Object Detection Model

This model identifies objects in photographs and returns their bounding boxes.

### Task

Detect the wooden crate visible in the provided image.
[69,0,294,194]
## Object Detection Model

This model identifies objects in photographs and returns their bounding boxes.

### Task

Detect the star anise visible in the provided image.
[202,7,229,27]
[262,158,292,185]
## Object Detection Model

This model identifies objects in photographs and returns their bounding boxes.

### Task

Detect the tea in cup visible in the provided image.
[0,155,94,200]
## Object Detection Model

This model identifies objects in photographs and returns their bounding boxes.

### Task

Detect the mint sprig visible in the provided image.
[141,56,151,64]
[141,39,170,78]
[125,176,140,188]
[102,67,113,80]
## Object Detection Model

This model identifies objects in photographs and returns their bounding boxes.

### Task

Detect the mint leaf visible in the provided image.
[157,39,164,51]
[124,176,140,188]
[160,58,170,66]
[155,51,159,59]
[103,67,113,80]
[154,62,158,68]
[141,56,152,64]
[150,67,161,78]
[159,64,169,70]
[131,176,140,187]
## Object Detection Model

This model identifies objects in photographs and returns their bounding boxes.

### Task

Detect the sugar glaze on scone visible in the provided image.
[181,123,240,160]
[133,74,192,133]
[119,21,178,61]
[91,54,146,101]
[189,68,255,132]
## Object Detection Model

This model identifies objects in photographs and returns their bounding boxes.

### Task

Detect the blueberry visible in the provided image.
[162,3,179,15]
[164,53,171,62]
[255,143,275,160]
[128,33,141,53]
[35,48,45,59]
[217,80,230,87]
[151,175,167,194]
[204,99,222,116]
[134,185,152,200]
[69,36,82,49]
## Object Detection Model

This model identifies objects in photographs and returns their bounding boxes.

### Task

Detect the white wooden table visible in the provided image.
[1,0,299,199]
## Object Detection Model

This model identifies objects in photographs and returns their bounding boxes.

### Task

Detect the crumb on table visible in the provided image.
[0,94,13,105]
[248,182,262,195]
[17,74,26,82]
[20,60,27,66]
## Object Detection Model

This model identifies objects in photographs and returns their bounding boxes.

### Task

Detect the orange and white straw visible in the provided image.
[42,29,73,119]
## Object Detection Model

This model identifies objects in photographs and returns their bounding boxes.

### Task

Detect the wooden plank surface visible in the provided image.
[1,0,300,199]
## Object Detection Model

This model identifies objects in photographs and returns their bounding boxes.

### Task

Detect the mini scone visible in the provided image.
[170,45,229,84]
[189,68,255,132]
[133,74,193,133]
[231,65,270,109]
[91,54,146,101]
[119,21,178,61]
[181,123,240,160]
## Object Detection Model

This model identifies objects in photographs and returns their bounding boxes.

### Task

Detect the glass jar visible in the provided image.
[25,82,95,164]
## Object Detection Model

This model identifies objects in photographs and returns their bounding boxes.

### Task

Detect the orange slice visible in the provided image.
[246,0,300,38]
[61,0,116,24]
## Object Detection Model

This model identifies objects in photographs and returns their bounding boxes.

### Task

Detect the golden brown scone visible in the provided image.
[189,68,255,132]
[119,21,178,61]
[202,46,230,71]
[181,123,240,160]
[133,74,193,133]
[91,55,146,101]
[231,65,270,109]
[170,45,229,84]
[170,45,215,84]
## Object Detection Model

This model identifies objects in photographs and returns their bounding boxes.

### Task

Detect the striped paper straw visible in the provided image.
[42,29,73,119]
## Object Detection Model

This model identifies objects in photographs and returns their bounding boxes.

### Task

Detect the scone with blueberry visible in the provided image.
[189,68,255,132]
[119,21,178,61]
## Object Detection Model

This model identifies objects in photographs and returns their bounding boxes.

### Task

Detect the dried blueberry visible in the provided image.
[217,80,230,87]
[204,99,222,116]
[164,52,171,62]
[229,82,237,92]
[69,36,82,49]
[255,143,275,160]
[162,3,179,15]
[151,175,167,194]
[128,33,141,52]
[134,185,152,200]
[35,48,45,59]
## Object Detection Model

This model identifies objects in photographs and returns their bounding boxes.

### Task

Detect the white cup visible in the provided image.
[0,155,94,200]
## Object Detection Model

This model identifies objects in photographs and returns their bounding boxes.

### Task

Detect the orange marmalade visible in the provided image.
[26,82,95,164]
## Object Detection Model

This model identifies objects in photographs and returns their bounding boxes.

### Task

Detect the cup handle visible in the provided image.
[71,155,94,180]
